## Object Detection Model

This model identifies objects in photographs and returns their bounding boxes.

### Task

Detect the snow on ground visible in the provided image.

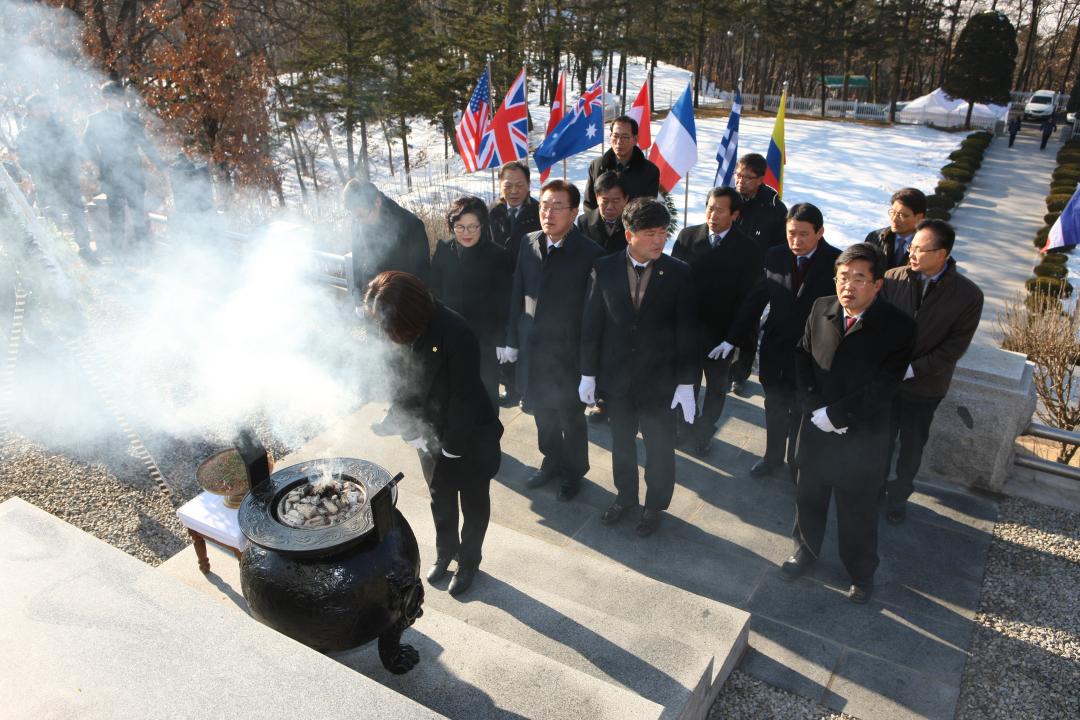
[282,56,962,250]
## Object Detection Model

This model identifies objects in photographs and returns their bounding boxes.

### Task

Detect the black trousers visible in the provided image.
[608,396,676,510]
[500,361,518,397]
[793,473,880,585]
[762,381,800,468]
[104,180,149,251]
[884,394,942,507]
[419,450,491,569]
[692,354,733,443]
[1008,132,1018,147]
[478,341,499,410]
[534,404,589,479]
[1040,131,1052,150]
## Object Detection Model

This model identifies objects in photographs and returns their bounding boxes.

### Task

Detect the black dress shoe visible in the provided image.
[426,558,451,583]
[448,566,477,597]
[525,469,556,489]
[601,501,628,525]
[847,583,873,604]
[780,547,815,580]
[557,477,581,501]
[635,509,660,537]
[749,459,778,478]
[886,503,907,525]
[690,438,712,457]
[587,406,609,424]
[498,392,520,408]
[732,379,752,398]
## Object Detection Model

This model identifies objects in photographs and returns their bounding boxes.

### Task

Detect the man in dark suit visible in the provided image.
[501,180,604,501]
[343,179,430,300]
[732,153,788,257]
[784,243,915,604]
[580,198,697,537]
[672,186,763,455]
[583,116,660,210]
[489,161,541,408]
[879,220,983,524]
[734,203,841,480]
[864,188,926,271]
[575,171,629,254]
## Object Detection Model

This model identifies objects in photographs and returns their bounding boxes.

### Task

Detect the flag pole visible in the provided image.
[488,57,497,200]
[683,172,691,227]
[562,61,568,181]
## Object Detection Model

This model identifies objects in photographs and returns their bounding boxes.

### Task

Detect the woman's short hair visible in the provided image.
[364,271,433,344]
[446,195,490,236]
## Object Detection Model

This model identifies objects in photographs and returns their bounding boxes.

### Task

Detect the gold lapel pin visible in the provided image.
[432,346,438,353]
[659,270,664,276]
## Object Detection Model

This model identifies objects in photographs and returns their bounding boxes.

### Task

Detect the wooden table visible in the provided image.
[176,491,248,573]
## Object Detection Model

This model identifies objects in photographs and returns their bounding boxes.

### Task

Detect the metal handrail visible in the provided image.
[1015,422,1080,481]
[1022,422,1080,446]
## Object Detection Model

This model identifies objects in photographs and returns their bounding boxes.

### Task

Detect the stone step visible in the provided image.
[0,497,442,720]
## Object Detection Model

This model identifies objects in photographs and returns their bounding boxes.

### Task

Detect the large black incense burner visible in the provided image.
[238,457,424,674]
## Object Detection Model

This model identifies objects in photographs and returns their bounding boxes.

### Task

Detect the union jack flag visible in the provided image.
[477,67,529,170]
[455,68,491,173]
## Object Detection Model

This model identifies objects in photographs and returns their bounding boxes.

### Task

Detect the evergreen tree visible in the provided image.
[943,11,1018,130]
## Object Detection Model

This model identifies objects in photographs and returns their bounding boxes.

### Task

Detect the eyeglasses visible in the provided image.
[888,209,914,220]
[908,244,943,255]
[735,172,762,181]
[540,203,570,212]
[453,223,481,233]
[834,274,873,288]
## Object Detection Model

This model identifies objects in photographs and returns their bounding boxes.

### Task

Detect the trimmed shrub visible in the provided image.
[1036,225,1051,244]
[948,159,978,174]
[1058,150,1080,164]
[1034,262,1068,279]
[1045,211,1062,226]
[961,137,991,151]
[1027,276,1073,297]
[941,165,974,182]
[937,180,966,201]
[969,131,993,142]
[925,207,951,221]
[950,149,983,165]
[1043,252,1069,265]
[1053,165,1080,183]
[926,193,956,210]
[1047,194,1072,212]
[1034,233,1049,249]
[1051,182,1078,196]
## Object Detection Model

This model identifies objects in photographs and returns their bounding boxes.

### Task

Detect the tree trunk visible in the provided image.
[317,115,347,184]
[938,0,962,88]
[399,113,411,191]
[890,4,913,124]
[1059,17,1080,95]
[286,126,307,198]
[358,117,370,182]
[965,100,975,130]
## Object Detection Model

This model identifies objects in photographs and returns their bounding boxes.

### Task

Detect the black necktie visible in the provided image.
[634,264,646,278]
[711,233,722,247]
[796,255,808,271]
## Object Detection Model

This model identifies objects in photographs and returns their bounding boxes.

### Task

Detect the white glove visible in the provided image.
[810,407,847,435]
[501,347,519,364]
[496,347,506,364]
[405,437,428,453]
[708,341,735,360]
[671,384,696,424]
[578,375,597,405]
[904,364,915,380]
[441,449,461,458]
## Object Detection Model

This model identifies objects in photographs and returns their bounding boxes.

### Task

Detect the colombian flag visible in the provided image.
[763,88,786,199]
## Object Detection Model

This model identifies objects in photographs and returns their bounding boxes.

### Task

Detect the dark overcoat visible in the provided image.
[864,227,909,270]
[575,208,628,254]
[580,252,697,406]
[733,240,841,387]
[351,192,430,294]
[505,228,604,409]
[733,184,787,257]
[879,258,984,400]
[386,302,503,489]
[583,146,661,209]
[429,237,512,349]
[489,195,541,271]
[794,296,915,493]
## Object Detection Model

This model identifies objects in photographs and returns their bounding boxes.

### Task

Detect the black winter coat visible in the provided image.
[584,146,661,210]
[429,238,512,348]
[794,297,915,493]
[386,302,503,489]
[575,208,628,254]
[505,228,605,409]
[733,240,841,387]
[581,252,697,406]
[672,224,763,353]
[351,192,430,295]
[489,195,541,271]
[864,227,910,271]
[733,184,788,259]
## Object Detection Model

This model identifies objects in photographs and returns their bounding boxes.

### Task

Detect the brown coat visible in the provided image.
[879,258,984,400]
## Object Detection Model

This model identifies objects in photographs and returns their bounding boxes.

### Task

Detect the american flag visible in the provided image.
[455,68,491,173]
[478,67,529,170]
[713,89,742,188]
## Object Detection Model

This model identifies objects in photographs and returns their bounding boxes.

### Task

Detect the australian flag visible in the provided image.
[533,78,604,174]
[478,67,529,170]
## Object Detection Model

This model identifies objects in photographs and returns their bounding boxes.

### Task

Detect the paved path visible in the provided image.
[950,130,1063,348]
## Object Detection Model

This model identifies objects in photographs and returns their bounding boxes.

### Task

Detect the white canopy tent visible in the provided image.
[897,88,1008,129]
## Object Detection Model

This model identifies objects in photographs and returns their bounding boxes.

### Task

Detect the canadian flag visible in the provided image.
[540,71,566,182]
[627,82,651,150]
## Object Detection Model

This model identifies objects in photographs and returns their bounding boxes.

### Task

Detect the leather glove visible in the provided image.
[441,449,461,458]
[671,384,696,424]
[405,436,428,453]
[578,375,597,405]
[501,347,519,364]
[904,364,915,381]
[810,407,846,435]
[707,341,735,360]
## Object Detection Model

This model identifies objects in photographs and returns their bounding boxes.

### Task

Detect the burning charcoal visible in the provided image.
[298,505,316,520]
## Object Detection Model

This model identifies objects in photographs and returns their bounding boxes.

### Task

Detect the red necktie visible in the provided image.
[845,316,856,331]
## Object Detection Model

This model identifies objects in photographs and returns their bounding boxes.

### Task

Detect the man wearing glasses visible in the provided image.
[732,153,788,257]
[878,220,983,525]
[500,180,604,502]
[864,188,926,270]
[784,243,915,605]
[583,116,660,210]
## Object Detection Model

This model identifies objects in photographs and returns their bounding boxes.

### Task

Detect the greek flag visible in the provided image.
[713,89,742,188]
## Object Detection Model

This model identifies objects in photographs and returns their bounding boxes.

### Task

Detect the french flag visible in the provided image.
[1043,187,1080,253]
[649,84,697,193]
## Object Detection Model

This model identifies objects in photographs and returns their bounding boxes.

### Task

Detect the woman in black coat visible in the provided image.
[429,196,512,407]
[366,271,504,597]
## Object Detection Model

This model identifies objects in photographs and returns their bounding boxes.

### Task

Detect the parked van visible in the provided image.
[1023,90,1057,122]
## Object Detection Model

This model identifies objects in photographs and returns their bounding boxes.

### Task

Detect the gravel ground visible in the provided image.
[708,670,852,719]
